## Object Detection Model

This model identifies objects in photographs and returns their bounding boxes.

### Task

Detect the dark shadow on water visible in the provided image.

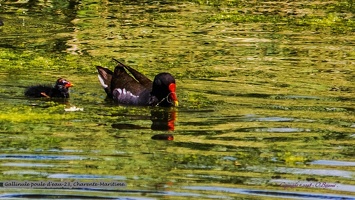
[150,109,176,131]
[110,108,177,132]
[151,134,174,140]
[111,123,148,130]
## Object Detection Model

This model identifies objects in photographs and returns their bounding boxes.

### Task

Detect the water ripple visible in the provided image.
[0,154,85,161]
[310,160,355,167]
[184,186,355,200]
[47,174,126,180]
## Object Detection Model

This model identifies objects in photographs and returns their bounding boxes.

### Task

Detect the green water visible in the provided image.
[0,0,355,199]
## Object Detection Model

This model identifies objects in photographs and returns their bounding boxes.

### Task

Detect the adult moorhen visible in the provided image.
[96,59,178,107]
[24,78,73,98]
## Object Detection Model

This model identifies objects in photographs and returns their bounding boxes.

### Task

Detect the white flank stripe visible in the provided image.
[98,75,108,88]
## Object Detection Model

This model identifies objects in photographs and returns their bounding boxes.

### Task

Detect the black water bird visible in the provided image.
[96,59,178,107]
[24,78,73,98]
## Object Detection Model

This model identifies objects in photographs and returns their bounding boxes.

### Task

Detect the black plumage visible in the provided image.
[24,78,73,98]
[96,59,178,107]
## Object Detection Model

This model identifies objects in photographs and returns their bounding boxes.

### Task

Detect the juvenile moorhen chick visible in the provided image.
[96,59,178,107]
[24,78,73,98]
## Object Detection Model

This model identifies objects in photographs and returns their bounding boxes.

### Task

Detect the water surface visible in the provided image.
[0,0,354,199]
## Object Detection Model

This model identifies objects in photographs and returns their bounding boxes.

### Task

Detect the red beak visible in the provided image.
[168,83,178,106]
[65,82,74,88]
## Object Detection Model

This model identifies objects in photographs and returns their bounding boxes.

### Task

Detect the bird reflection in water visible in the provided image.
[150,108,176,131]
[111,108,177,140]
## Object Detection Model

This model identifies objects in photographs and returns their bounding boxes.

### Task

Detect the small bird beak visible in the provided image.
[168,83,178,106]
[65,82,74,88]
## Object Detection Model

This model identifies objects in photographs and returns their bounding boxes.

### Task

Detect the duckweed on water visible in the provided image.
[0,49,103,73]
[181,92,215,109]
[0,104,72,123]
[279,152,308,166]
[205,1,355,33]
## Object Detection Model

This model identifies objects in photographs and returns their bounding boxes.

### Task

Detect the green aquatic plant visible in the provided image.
[280,152,308,166]
[181,92,215,109]
[0,48,103,73]
[205,1,354,33]
[0,104,73,123]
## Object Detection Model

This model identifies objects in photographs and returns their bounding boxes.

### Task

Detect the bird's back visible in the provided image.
[24,85,52,98]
